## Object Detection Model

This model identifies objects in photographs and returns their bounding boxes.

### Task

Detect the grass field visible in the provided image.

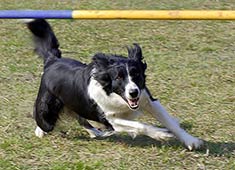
[0,1,235,169]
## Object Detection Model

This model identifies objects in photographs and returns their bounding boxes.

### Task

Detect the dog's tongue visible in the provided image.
[127,98,139,109]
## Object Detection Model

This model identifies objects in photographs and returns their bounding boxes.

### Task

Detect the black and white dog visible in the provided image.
[26,19,203,150]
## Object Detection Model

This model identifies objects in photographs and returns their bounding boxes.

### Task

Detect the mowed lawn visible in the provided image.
[0,1,234,169]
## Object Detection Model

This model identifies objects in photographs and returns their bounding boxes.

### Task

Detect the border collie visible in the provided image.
[25,19,203,150]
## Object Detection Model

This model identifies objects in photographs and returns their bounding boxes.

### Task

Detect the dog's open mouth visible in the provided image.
[127,98,140,110]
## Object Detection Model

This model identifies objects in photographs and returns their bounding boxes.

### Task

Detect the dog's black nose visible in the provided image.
[129,89,139,98]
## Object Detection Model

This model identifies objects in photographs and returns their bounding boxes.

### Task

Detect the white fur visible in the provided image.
[35,126,46,138]
[21,19,36,23]
[108,118,173,140]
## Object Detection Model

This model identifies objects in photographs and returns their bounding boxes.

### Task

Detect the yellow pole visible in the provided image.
[72,10,235,20]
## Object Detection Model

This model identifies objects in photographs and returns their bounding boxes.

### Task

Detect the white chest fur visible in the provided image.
[88,78,143,119]
[88,78,129,112]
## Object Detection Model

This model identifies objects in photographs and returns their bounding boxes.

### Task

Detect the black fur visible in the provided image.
[28,19,113,132]
[27,19,146,133]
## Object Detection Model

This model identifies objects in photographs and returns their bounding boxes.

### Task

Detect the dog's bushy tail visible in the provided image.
[25,19,61,63]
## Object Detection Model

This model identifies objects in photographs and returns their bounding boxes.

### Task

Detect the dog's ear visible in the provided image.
[127,43,143,61]
[92,53,110,69]
[93,71,112,94]
[92,53,113,94]
[127,44,147,71]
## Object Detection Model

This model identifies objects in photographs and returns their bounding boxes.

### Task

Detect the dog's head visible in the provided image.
[92,44,147,110]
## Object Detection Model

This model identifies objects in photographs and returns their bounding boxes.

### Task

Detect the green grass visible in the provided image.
[0,1,235,169]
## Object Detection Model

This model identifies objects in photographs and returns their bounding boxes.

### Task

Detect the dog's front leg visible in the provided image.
[143,98,203,150]
[108,118,173,140]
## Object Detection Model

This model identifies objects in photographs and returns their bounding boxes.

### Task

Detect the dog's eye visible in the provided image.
[116,72,124,80]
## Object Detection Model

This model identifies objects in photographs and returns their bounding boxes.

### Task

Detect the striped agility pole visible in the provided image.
[1,10,235,20]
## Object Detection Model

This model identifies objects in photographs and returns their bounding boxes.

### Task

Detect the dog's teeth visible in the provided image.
[128,98,140,109]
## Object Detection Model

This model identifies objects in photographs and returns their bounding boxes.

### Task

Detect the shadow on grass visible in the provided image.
[62,121,234,157]
[73,133,182,149]
[73,134,235,157]
[202,140,235,157]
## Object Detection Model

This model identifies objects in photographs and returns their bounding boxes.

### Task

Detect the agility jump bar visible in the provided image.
[2,10,235,20]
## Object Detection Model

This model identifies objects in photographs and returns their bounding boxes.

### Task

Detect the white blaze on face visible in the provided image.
[125,65,140,109]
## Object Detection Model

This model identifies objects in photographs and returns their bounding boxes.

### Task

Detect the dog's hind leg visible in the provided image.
[77,116,114,138]
[34,83,63,138]
[77,116,101,138]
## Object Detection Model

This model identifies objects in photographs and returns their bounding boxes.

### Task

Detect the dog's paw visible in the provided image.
[35,126,46,138]
[85,128,103,138]
[147,127,174,141]
[182,135,204,151]
[86,128,114,138]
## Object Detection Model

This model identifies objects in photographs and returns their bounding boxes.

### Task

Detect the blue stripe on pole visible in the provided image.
[0,10,72,19]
